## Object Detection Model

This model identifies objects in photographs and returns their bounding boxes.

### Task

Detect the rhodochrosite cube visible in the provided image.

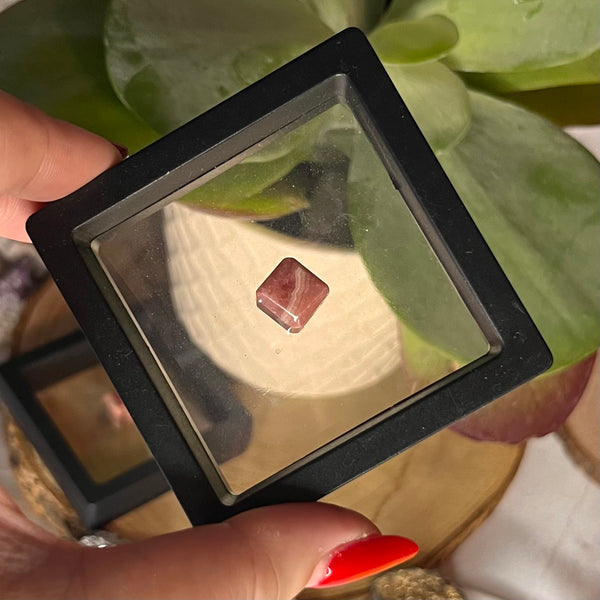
[256,257,329,333]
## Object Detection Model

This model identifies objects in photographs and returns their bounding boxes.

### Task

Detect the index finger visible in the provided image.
[0,90,122,241]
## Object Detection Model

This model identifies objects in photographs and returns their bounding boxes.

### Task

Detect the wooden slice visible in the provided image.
[6,279,523,599]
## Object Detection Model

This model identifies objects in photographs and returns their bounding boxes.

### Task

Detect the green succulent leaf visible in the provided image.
[178,145,310,219]
[446,92,599,370]
[305,62,472,156]
[401,327,457,386]
[347,125,490,362]
[463,50,600,93]
[182,187,310,221]
[0,0,156,153]
[385,0,600,73]
[370,15,459,64]
[104,0,332,133]
[298,0,387,32]
[104,0,334,218]
[350,91,599,371]
[386,61,471,152]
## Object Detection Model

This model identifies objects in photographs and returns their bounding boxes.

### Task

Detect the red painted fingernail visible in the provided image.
[112,143,129,159]
[309,535,419,589]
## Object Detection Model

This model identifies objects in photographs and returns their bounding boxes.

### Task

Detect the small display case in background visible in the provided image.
[25,28,551,525]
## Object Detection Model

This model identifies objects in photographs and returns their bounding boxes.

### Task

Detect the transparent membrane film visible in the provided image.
[93,102,489,496]
[23,348,152,484]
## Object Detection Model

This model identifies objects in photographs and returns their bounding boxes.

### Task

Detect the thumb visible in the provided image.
[80,503,379,599]
[2,501,379,599]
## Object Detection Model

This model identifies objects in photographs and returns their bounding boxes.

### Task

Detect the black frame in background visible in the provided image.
[0,332,168,529]
[27,28,552,525]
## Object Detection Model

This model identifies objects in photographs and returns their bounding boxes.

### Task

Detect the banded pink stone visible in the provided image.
[256,257,329,333]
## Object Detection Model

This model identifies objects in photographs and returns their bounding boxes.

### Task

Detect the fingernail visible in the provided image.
[112,143,129,159]
[307,535,418,589]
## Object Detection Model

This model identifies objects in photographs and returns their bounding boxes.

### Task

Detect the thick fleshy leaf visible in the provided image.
[385,0,600,72]
[386,61,471,152]
[370,15,459,64]
[401,327,457,386]
[0,0,156,153]
[451,353,597,443]
[402,326,597,442]
[298,0,387,32]
[349,91,599,372]
[347,126,490,362]
[179,148,310,219]
[104,0,333,218]
[104,0,332,133]
[464,50,600,93]
[438,92,600,371]
[182,188,309,220]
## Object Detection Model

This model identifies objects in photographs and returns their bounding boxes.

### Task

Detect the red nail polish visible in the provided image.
[310,535,419,589]
[112,143,129,159]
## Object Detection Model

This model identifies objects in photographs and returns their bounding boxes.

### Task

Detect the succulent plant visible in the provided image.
[1,0,597,442]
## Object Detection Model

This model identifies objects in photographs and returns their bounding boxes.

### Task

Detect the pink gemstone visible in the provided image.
[256,257,329,333]
[101,391,134,429]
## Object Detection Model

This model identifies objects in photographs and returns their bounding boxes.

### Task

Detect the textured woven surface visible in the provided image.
[164,203,402,396]
[371,568,463,600]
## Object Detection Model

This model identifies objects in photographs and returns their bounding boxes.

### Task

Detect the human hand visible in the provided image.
[0,89,123,242]
[2,486,420,598]
[0,90,418,597]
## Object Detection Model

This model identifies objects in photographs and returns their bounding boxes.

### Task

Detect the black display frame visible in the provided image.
[0,331,169,529]
[27,28,552,525]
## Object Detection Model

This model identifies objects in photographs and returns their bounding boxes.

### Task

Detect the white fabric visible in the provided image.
[440,434,600,600]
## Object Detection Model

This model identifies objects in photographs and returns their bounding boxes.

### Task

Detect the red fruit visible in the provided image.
[451,353,597,443]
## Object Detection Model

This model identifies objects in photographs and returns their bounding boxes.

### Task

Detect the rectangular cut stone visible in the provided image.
[256,257,329,333]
